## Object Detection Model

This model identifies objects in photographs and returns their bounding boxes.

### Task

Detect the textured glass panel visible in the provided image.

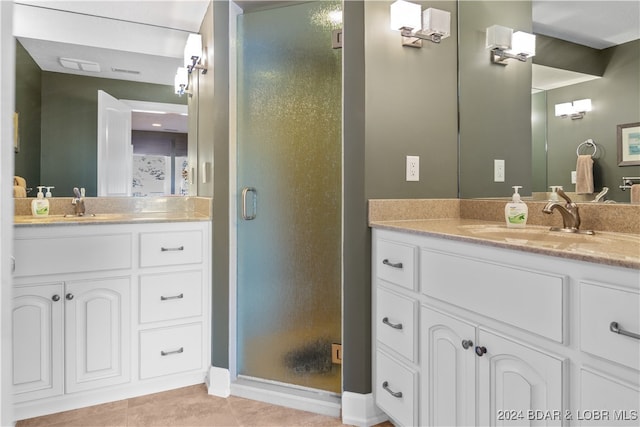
[237,1,342,393]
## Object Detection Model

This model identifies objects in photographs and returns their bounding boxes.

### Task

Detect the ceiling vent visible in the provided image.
[59,57,101,72]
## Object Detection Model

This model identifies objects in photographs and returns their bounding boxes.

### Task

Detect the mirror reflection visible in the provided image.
[12,1,195,198]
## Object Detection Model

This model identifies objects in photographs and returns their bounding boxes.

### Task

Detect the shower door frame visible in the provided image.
[227,0,344,402]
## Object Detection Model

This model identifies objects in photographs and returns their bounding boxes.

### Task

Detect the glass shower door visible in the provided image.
[236,1,342,394]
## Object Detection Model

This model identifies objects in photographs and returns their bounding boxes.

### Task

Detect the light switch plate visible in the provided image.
[406,156,419,181]
[494,159,505,182]
[571,171,577,184]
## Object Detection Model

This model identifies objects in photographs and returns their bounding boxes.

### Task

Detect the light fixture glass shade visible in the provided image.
[174,67,188,94]
[573,98,592,112]
[555,102,574,117]
[486,25,513,50]
[390,0,421,31]
[421,8,450,37]
[184,33,203,69]
[509,31,536,57]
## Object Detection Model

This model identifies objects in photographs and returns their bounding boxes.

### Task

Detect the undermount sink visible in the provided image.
[457,224,640,256]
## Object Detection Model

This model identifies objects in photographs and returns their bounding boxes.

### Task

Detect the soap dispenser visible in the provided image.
[45,186,55,198]
[31,186,50,217]
[505,186,528,228]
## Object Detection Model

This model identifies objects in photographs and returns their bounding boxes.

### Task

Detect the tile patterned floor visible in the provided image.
[16,384,395,427]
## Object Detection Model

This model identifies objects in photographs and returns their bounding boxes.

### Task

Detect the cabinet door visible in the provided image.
[478,329,565,426]
[421,306,476,427]
[579,368,640,426]
[12,284,64,402]
[65,278,130,393]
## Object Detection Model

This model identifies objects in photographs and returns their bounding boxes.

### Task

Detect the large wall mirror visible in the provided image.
[459,0,639,203]
[12,1,208,197]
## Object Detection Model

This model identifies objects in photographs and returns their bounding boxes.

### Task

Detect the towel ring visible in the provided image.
[577,139,597,157]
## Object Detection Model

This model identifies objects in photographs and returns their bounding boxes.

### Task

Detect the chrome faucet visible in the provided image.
[542,189,593,234]
[71,187,85,216]
[592,187,609,203]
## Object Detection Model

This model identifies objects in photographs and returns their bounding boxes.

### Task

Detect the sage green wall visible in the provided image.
[39,72,185,197]
[459,0,533,198]
[545,39,640,202]
[364,1,458,199]
[14,40,41,190]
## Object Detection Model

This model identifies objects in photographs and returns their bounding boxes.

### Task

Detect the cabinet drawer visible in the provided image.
[375,238,417,291]
[580,368,640,425]
[139,231,202,267]
[376,287,417,362]
[139,323,202,379]
[580,282,640,370]
[421,249,566,342]
[14,233,131,277]
[139,271,202,323]
[375,350,417,427]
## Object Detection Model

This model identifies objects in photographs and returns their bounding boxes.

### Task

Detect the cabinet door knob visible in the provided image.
[65,293,74,301]
[52,294,61,302]
[475,346,487,357]
[461,339,473,349]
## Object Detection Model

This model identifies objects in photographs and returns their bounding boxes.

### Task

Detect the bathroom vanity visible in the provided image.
[370,208,640,426]
[12,215,211,420]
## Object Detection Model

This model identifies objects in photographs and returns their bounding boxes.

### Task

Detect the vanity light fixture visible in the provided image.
[390,0,450,48]
[174,67,189,96]
[486,24,536,65]
[555,98,592,120]
[184,33,207,74]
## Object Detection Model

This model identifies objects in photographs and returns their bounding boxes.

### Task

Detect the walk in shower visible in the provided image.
[236,1,342,394]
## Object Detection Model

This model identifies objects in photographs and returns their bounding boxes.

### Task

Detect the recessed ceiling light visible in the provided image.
[152,123,162,127]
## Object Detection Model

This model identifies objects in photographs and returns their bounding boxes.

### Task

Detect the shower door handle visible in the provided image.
[241,187,257,220]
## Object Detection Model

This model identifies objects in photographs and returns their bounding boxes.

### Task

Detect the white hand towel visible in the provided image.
[631,184,640,204]
[575,155,594,194]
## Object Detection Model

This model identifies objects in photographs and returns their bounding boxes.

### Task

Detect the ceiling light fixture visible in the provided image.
[486,25,536,65]
[390,0,451,48]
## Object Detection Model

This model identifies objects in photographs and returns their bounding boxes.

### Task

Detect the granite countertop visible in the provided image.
[13,196,212,227]
[370,218,640,270]
[14,211,211,226]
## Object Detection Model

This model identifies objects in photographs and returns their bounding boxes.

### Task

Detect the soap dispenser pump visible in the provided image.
[505,185,528,228]
[45,186,55,198]
[31,186,50,217]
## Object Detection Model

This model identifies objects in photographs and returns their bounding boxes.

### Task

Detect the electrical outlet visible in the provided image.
[494,159,505,182]
[406,156,420,181]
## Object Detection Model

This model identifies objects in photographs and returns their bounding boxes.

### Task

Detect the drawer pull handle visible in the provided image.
[475,346,487,357]
[160,347,184,356]
[382,259,403,269]
[461,339,473,350]
[161,246,184,252]
[382,381,403,398]
[160,293,184,301]
[610,322,640,340]
[382,317,403,330]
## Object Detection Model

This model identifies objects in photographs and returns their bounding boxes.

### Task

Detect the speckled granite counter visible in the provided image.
[369,199,640,270]
[14,196,211,227]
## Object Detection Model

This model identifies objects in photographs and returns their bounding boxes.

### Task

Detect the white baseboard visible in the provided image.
[230,377,341,418]
[341,392,388,427]
[207,366,231,398]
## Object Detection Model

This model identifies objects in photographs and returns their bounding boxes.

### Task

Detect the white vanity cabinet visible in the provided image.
[12,220,211,420]
[372,228,640,427]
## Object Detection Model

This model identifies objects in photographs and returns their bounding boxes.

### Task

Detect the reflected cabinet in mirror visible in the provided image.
[13,3,192,198]
[459,0,639,203]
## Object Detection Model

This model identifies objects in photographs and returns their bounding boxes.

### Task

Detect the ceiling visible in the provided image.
[13,1,640,95]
